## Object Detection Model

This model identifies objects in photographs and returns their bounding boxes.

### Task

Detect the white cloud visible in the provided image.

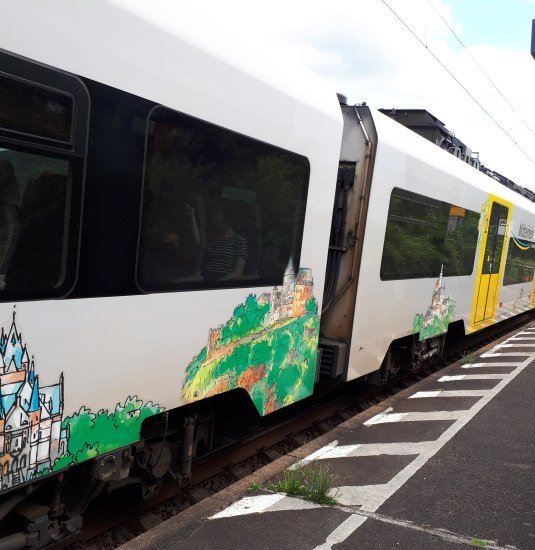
[120,0,535,189]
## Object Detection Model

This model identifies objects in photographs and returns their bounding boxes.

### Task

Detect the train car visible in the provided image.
[0,2,345,544]
[320,101,535,384]
[0,1,534,546]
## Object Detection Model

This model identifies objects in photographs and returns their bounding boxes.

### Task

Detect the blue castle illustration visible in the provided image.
[0,311,67,488]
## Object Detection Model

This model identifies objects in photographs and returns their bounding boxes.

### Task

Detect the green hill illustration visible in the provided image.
[182,263,320,415]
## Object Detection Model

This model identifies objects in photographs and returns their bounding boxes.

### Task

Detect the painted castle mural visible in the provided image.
[0,311,66,489]
[0,310,162,491]
[182,261,320,415]
[411,266,456,341]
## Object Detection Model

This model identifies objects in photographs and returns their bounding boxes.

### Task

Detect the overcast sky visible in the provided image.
[180,0,535,191]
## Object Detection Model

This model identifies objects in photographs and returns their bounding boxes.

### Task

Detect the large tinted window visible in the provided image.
[0,58,88,302]
[0,149,73,293]
[0,73,73,144]
[137,107,310,291]
[503,237,535,285]
[380,188,480,280]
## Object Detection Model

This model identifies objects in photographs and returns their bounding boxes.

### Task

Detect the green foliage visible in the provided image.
[306,297,318,314]
[182,347,207,386]
[183,308,320,415]
[270,462,337,506]
[412,313,423,334]
[248,481,263,492]
[219,295,269,346]
[470,538,488,547]
[381,191,480,279]
[460,353,476,365]
[413,302,456,342]
[55,397,162,472]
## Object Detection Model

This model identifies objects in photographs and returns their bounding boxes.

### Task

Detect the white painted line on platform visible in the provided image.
[294,440,436,470]
[267,496,321,512]
[331,484,390,508]
[461,362,518,368]
[313,352,535,549]
[496,343,535,348]
[437,374,506,381]
[210,493,321,519]
[298,441,433,461]
[314,515,368,550]
[364,409,462,425]
[210,494,286,518]
[287,440,339,469]
[409,390,441,398]
[480,351,533,357]
[409,389,488,398]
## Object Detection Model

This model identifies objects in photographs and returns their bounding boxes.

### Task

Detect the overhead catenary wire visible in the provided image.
[425,0,535,137]
[379,0,535,167]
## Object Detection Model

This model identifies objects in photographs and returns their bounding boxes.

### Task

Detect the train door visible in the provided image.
[470,197,511,330]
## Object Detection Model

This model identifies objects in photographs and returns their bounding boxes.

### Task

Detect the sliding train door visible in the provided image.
[470,196,511,330]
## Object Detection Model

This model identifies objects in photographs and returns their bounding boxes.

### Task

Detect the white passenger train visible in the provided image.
[0,1,533,545]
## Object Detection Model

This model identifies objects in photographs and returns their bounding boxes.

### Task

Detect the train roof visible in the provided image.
[372,108,535,214]
[0,0,342,157]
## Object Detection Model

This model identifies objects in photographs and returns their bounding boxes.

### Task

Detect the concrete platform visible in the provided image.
[120,326,535,550]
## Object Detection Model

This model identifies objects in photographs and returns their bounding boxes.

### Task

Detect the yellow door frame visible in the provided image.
[469,194,512,332]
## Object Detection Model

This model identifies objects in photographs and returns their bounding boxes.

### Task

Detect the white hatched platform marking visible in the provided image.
[364,409,462,425]
[461,362,518,368]
[409,389,488,398]
[437,374,507,381]
[207,338,534,550]
[313,352,535,549]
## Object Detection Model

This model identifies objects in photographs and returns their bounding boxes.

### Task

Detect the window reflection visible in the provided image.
[138,107,310,291]
[380,188,480,280]
[503,237,535,285]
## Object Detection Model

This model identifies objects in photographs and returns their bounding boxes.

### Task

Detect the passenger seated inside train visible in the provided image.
[141,202,202,286]
[202,205,247,282]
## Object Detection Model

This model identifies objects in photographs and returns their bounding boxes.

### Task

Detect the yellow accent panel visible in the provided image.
[469,194,512,333]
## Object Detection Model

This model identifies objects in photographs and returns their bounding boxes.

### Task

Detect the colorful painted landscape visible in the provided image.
[43,397,162,476]
[182,264,320,415]
[0,310,161,488]
[411,267,456,341]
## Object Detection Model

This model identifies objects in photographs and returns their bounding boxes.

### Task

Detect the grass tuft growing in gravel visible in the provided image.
[269,461,337,506]
[460,352,476,365]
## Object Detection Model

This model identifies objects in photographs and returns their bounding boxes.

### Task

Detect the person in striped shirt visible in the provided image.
[202,206,247,282]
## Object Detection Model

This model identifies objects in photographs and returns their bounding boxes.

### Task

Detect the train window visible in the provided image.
[0,73,73,144]
[0,54,89,302]
[0,149,74,293]
[503,237,535,285]
[380,188,479,280]
[137,107,310,292]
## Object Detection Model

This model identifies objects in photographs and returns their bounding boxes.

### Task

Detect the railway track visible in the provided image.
[61,311,535,549]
